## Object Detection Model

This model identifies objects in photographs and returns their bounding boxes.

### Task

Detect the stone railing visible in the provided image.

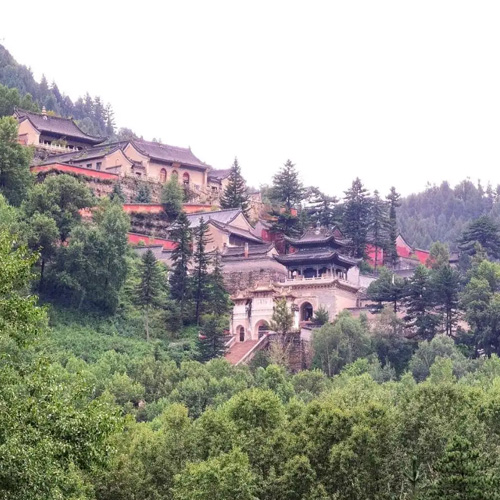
[37,142,80,153]
[225,335,236,349]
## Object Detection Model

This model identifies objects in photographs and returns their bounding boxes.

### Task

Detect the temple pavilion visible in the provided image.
[230,227,361,343]
[274,227,359,281]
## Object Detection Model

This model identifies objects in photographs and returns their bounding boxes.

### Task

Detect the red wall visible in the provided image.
[123,203,213,214]
[31,163,119,180]
[183,203,214,214]
[128,232,176,250]
[414,249,430,266]
[365,244,384,267]
[123,204,164,214]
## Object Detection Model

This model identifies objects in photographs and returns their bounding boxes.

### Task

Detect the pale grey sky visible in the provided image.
[2,1,500,197]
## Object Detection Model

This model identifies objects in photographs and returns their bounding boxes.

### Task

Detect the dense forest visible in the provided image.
[399,179,500,250]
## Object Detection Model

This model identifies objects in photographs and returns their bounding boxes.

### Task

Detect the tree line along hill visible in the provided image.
[0,44,137,141]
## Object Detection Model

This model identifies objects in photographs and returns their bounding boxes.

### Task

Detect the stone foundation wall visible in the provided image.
[222,258,287,293]
[129,212,171,238]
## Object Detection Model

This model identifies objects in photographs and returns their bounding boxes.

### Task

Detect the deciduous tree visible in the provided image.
[0,116,32,205]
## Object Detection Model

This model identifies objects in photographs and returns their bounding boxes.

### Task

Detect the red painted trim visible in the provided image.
[128,232,176,250]
[31,163,118,180]
[182,203,214,214]
[123,204,164,214]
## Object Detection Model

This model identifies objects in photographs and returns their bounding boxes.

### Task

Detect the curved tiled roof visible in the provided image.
[208,168,231,182]
[185,208,242,229]
[131,139,209,170]
[38,143,123,165]
[285,227,349,247]
[274,251,360,267]
[15,108,105,144]
[223,243,275,258]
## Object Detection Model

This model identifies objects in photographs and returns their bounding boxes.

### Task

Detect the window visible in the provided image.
[183,172,190,184]
[171,170,178,180]
[96,162,102,171]
[86,163,92,169]
[160,168,167,183]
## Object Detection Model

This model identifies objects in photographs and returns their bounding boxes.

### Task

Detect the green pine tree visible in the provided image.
[403,264,439,340]
[369,190,390,269]
[136,183,152,203]
[207,250,231,316]
[197,314,228,362]
[169,211,193,322]
[110,181,125,203]
[220,157,250,216]
[366,267,406,313]
[426,436,498,500]
[342,178,371,258]
[192,217,212,325]
[430,264,460,336]
[161,177,184,220]
[385,186,401,267]
[270,159,306,211]
[307,187,341,229]
[135,249,165,341]
[458,215,500,260]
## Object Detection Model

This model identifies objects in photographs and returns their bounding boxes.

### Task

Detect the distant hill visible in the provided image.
[399,179,500,250]
[0,44,117,139]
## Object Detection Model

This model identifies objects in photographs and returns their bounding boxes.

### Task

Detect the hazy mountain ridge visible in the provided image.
[398,179,500,250]
[0,44,116,138]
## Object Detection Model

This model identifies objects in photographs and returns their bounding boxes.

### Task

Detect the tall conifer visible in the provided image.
[270,159,305,210]
[220,158,250,216]
[197,315,228,362]
[342,178,371,258]
[368,190,389,269]
[192,217,212,325]
[385,187,401,267]
[136,249,164,341]
[207,250,231,316]
[169,211,193,321]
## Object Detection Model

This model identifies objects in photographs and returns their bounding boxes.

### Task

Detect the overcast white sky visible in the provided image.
[1,1,500,197]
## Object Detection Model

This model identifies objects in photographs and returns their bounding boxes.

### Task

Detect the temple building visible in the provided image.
[15,108,105,152]
[275,227,358,281]
[230,227,361,343]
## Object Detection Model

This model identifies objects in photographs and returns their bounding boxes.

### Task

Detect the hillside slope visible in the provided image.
[399,179,500,250]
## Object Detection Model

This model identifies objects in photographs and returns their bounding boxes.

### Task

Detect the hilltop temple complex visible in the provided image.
[15,108,233,205]
[14,106,435,366]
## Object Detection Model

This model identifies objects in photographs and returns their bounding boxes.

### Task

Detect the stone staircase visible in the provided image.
[225,340,259,365]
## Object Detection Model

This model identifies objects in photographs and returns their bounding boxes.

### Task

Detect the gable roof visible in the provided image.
[15,108,105,145]
[185,208,242,229]
[285,227,349,247]
[208,168,231,182]
[222,243,275,258]
[130,139,209,170]
[38,143,126,165]
[210,220,263,244]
